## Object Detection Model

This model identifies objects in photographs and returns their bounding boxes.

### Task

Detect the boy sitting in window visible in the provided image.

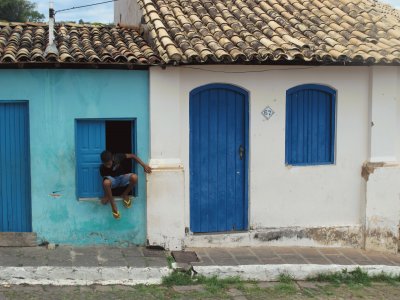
[100,150,152,219]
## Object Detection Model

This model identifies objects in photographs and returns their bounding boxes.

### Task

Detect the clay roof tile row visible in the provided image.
[138,0,400,64]
[1,0,400,66]
[0,22,160,65]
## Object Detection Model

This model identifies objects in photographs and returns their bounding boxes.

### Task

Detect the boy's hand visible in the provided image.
[143,164,152,174]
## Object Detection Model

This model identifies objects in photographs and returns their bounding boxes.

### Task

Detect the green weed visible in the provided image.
[166,255,174,269]
[308,267,400,286]
[162,271,194,286]
[278,273,295,284]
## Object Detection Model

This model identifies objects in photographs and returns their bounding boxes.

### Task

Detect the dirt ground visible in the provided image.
[1,281,400,300]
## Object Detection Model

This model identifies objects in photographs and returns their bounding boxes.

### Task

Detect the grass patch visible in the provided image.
[308,267,400,286]
[278,273,294,284]
[162,271,242,288]
[163,271,245,291]
[162,271,244,298]
[162,271,194,286]
[371,272,400,285]
[166,255,174,269]
[197,276,242,293]
[273,273,298,295]
[274,282,298,294]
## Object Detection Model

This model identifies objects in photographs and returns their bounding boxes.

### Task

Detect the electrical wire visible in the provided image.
[55,0,118,14]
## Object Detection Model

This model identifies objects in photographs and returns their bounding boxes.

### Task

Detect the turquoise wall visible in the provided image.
[0,69,149,245]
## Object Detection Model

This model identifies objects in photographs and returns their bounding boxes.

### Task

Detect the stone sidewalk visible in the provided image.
[1,245,400,285]
[0,245,168,268]
[0,246,170,286]
[183,247,400,281]
[189,247,400,266]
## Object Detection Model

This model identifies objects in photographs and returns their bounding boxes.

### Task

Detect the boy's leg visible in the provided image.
[121,174,138,200]
[102,178,118,214]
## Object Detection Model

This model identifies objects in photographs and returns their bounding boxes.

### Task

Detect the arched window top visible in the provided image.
[190,83,248,98]
[287,84,336,96]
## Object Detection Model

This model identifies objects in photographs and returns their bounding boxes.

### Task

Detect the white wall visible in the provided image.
[114,0,142,26]
[364,66,400,254]
[369,67,398,162]
[366,165,400,253]
[397,67,400,160]
[148,65,373,248]
[184,66,368,227]
[147,68,185,250]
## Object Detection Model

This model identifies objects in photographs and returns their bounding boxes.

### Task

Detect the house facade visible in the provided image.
[116,0,400,253]
[146,65,400,253]
[0,23,158,245]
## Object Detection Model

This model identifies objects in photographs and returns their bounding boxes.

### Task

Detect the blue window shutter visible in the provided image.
[286,84,336,165]
[76,120,105,197]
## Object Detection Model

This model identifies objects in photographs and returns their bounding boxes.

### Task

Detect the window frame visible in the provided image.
[75,118,137,200]
[285,84,337,166]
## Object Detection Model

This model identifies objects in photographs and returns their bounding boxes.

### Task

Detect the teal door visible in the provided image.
[0,102,32,232]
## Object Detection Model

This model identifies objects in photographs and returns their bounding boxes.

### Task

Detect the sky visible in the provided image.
[32,0,400,24]
[34,0,115,24]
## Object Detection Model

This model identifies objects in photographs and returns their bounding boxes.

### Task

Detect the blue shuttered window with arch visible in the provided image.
[285,84,336,166]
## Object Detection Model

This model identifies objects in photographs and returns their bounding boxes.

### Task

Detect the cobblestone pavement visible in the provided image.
[0,246,167,268]
[1,282,400,299]
[189,246,400,266]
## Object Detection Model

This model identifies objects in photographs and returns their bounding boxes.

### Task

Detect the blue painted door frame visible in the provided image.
[0,101,32,232]
[190,84,249,233]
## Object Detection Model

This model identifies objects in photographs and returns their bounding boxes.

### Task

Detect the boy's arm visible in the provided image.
[126,154,152,174]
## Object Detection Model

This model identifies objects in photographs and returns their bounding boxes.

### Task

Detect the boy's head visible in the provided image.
[101,150,113,168]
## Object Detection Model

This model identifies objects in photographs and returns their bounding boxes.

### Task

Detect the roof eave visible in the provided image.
[163,58,400,67]
[0,62,152,70]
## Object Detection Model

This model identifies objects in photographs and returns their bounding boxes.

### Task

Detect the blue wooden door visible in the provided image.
[76,120,105,198]
[0,102,32,232]
[190,84,248,233]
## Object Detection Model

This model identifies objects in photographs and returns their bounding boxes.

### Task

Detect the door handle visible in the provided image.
[239,145,244,160]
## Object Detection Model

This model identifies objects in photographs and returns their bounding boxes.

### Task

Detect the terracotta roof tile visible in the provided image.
[139,0,400,64]
[0,22,160,65]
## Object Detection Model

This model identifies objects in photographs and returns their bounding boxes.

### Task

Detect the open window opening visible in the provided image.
[76,119,137,200]
[106,121,136,196]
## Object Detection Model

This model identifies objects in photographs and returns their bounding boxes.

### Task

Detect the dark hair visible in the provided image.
[101,150,112,163]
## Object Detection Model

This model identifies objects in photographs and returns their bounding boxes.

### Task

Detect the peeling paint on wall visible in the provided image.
[184,226,363,249]
[365,165,400,254]
[361,162,386,181]
[366,227,398,254]
[255,227,362,248]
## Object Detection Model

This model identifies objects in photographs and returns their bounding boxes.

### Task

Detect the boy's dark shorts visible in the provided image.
[103,174,133,189]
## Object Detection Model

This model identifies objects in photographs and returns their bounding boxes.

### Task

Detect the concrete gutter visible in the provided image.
[0,266,172,286]
[193,264,400,281]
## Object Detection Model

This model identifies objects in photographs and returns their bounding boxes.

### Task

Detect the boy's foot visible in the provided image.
[123,196,132,208]
[112,211,121,219]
